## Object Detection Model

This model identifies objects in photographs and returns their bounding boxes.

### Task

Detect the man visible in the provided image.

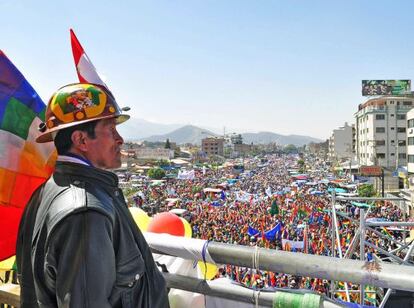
[16,83,169,307]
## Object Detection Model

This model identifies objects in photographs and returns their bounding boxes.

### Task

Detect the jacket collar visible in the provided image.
[54,161,119,187]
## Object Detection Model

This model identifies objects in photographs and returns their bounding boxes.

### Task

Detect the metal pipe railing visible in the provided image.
[336,196,404,201]
[163,273,344,308]
[146,234,414,292]
[365,222,414,227]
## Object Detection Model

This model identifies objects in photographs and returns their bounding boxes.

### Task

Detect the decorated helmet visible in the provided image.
[36,83,130,143]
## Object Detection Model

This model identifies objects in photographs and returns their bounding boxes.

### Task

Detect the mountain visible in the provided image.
[117,118,322,146]
[140,124,321,146]
[141,125,217,144]
[241,132,322,146]
[117,118,182,140]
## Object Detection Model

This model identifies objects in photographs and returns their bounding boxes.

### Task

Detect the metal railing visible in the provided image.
[330,192,414,307]
[146,234,414,292]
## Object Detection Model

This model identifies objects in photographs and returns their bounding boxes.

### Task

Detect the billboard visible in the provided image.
[360,165,382,177]
[362,80,411,96]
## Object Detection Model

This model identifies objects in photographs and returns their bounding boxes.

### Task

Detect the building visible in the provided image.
[406,108,414,174]
[355,97,413,168]
[135,148,174,161]
[201,137,224,157]
[328,122,354,162]
[307,140,329,158]
[233,143,253,157]
[355,96,414,191]
[230,134,243,145]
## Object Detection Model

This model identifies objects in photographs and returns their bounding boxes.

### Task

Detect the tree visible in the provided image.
[358,184,376,197]
[148,167,166,179]
[165,138,171,149]
[157,159,170,167]
[284,144,298,154]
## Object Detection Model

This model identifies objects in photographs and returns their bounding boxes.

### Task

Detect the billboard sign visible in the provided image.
[360,165,382,177]
[362,80,411,96]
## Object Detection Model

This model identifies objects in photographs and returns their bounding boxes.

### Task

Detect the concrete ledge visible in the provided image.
[0,283,20,307]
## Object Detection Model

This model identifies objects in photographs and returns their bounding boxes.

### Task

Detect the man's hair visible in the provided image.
[54,120,98,155]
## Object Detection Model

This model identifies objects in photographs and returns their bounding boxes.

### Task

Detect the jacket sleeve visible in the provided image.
[44,210,116,308]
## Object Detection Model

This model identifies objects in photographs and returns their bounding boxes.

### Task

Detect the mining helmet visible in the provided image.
[36,83,130,143]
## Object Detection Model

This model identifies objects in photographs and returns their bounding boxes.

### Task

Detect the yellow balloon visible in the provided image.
[197,261,218,280]
[0,255,15,271]
[180,217,192,238]
[129,207,151,232]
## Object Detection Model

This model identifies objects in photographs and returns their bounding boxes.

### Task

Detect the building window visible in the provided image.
[397,127,406,133]
[403,101,413,106]
[408,155,414,163]
[377,153,386,159]
[408,119,414,128]
[399,153,407,159]
[390,153,395,156]
[376,127,386,133]
[409,137,414,145]
[376,114,385,120]
[391,127,395,130]
[397,114,406,120]
[390,114,395,117]
[376,140,385,146]
[399,140,406,146]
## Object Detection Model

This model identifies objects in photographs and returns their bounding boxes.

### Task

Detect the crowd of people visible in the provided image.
[126,154,410,305]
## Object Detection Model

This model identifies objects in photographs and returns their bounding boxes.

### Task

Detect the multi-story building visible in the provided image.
[406,109,414,174]
[355,97,413,169]
[328,122,354,162]
[233,143,253,157]
[355,96,414,191]
[201,137,224,157]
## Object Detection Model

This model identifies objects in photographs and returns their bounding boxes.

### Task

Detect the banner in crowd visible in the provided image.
[282,239,304,250]
[264,223,281,241]
[177,169,195,180]
[247,223,282,241]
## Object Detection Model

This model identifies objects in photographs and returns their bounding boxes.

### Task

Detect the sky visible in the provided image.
[2,1,414,140]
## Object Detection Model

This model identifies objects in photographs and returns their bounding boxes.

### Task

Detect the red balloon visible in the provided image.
[147,212,185,236]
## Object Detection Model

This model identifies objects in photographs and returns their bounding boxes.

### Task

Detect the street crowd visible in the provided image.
[128,154,409,305]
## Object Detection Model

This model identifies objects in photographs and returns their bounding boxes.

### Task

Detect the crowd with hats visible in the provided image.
[124,154,408,305]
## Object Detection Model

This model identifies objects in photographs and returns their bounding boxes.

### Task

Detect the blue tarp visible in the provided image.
[310,190,324,195]
[351,202,371,208]
[211,201,224,207]
[227,179,239,185]
[327,187,347,194]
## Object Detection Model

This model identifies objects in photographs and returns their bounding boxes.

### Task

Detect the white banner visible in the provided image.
[177,169,195,180]
[282,239,304,249]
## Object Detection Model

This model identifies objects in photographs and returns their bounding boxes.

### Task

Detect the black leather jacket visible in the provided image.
[16,161,169,308]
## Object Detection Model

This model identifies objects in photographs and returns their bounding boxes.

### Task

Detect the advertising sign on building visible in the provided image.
[360,165,382,177]
[362,80,411,96]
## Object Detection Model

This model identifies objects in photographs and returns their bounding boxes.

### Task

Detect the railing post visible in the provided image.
[359,208,365,305]
[330,191,336,298]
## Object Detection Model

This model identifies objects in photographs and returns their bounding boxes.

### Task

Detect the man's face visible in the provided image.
[86,118,124,169]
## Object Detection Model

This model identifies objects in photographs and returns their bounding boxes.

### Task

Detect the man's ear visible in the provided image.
[71,130,88,152]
